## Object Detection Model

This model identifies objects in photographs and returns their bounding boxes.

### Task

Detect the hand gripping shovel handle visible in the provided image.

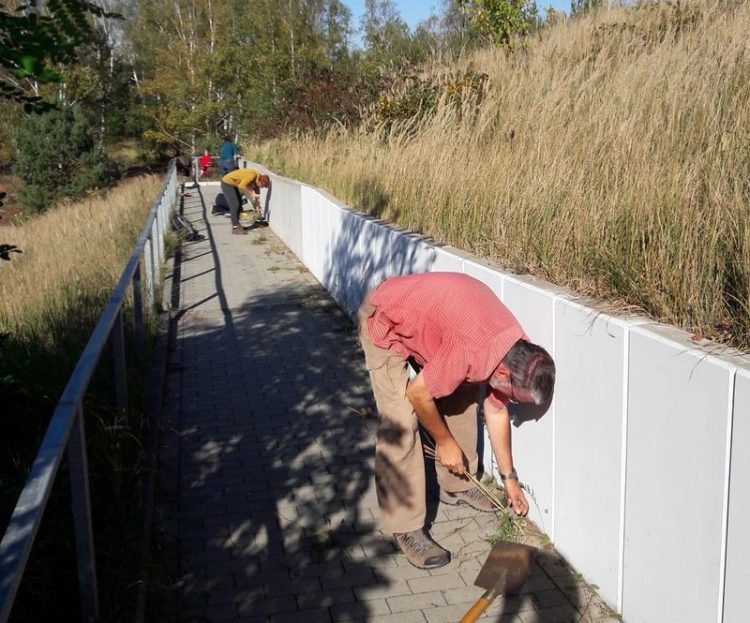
[458,589,496,623]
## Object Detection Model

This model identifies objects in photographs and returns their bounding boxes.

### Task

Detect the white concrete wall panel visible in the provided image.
[303,190,368,315]
[300,186,329,282]
[553,300,627,608]
[429,245,467,273]
[623,326,731,623]
[357,218,396,293]
[267,175,303,259]
[317,196,349,310]
[299,185,317,274]
[463,260,505,299]
[356,220,436,282]
[328,208,369,316]
[723,365,750,623]
[386,230,435,277]
[500,278,556,535]
[461,261,506,474]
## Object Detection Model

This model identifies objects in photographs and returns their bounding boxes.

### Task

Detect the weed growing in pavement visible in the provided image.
[480,475,526,543]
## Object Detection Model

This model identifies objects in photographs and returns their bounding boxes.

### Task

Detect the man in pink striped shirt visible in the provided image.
[357,272,555,569]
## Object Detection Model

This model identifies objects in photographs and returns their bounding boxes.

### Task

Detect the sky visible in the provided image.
[342,0,572,35]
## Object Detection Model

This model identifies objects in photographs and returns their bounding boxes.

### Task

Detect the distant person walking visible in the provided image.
[220,168,270,235]
[198,148,213,179]
[218,136,240,175]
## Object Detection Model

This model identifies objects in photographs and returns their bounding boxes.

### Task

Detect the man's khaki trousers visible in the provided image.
[357,298,480,535]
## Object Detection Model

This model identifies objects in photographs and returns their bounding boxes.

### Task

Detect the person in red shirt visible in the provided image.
[198,148,213,178]
[357,272,555,569]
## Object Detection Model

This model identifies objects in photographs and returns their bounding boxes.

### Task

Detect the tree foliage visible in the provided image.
[360,0,413,68]
[14,104,118,213]
[571,0,603,18]
[125,0,362,148]
[0,0,121,112]
[1,0,556,170]
[457,0,540,48]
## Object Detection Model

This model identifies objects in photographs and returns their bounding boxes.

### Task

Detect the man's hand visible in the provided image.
[435,437,466,475]
[406,372,466,475]
[504,479,529,516]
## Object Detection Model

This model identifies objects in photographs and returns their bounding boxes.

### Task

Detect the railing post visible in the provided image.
[144,239,154,309]
[151,217,160,297]
[68,406,99,623]
[111,309,128,414]
[132,263,145,365]
[154,208,163,270]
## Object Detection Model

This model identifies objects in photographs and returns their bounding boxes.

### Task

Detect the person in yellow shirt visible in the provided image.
[220,168,270,235]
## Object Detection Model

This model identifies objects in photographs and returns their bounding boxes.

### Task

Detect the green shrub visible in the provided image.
[14,105,120,214]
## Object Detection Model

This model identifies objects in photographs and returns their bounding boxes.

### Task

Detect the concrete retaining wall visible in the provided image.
[243,159,750,623]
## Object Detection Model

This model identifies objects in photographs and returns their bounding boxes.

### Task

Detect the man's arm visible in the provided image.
[241,184,261,209]
[406,372,466,474]
[483,396,529,516]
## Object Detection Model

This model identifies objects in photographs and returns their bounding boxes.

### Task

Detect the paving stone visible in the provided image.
[423,603,528,623]
[198,602,238,620]
[321,566,376,590]
[533,604,584,622]
[330,598,391,621]
[270,608,331,623]
[353,579,413,601]
[387,589,447,612]
[532,585,577,610]
[442,583,487,606]
[410,571,466,596]
[235,594,298,617]
[264,578,322,597]
[374,564,426,582]
[368,612,427,623]
[297,588,356,610]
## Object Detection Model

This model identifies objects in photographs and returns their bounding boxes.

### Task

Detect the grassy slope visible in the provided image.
[0,175,163,620]
[257,0,750,350]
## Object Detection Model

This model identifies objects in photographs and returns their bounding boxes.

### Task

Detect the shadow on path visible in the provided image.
[151,239,412,621]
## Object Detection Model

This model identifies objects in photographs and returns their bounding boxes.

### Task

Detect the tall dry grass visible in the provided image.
[0,175,161,348]
[257,0,750,349]
[0,175,163,620]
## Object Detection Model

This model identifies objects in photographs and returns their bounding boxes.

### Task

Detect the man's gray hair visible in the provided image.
[502,340,555,406]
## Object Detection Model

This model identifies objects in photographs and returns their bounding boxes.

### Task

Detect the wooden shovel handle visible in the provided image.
[459,596,494,623]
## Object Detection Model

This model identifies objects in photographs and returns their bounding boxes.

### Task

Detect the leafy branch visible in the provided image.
[0,0,122,112]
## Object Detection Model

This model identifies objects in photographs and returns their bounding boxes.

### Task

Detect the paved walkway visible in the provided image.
[150,183,619,623]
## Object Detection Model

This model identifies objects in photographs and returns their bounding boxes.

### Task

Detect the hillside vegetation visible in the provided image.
[0,175,162,619]
[257,0,750,350]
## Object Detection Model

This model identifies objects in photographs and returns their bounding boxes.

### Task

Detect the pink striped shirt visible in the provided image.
[368,272,525,406]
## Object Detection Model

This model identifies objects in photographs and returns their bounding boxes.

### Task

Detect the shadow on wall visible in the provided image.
[321,208,438,316]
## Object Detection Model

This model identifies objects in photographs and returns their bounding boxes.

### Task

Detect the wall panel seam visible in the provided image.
[718,368,736,623]
[617,324,630,612]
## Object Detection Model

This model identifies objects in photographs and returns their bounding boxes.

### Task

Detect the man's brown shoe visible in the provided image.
[440,486,496,512]
[231,226,247,235]
[393,529,450,569]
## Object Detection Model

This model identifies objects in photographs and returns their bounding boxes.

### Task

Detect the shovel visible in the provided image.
[459,541,538,623]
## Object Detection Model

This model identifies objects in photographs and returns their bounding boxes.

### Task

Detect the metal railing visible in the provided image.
[0,161,178,622]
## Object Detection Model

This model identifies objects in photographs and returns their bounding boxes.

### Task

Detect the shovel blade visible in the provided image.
[474,541,538,596]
